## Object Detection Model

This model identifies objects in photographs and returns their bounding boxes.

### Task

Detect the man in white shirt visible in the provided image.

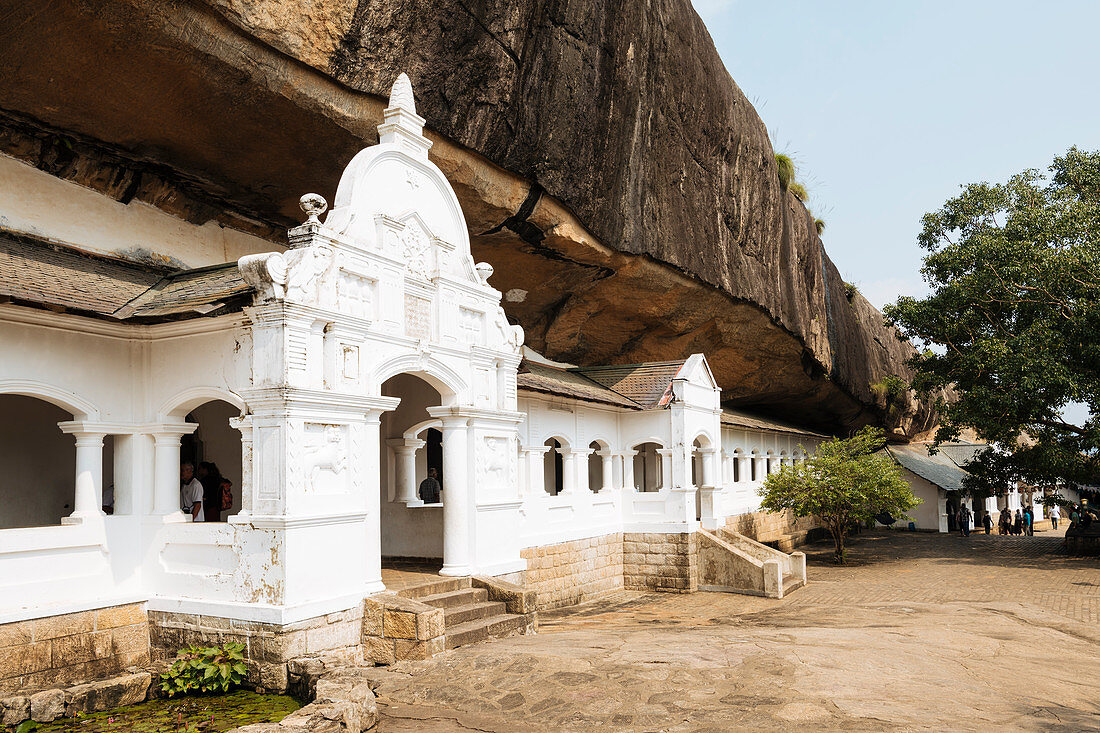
[1050,503,1061,530]
[181,462,204,522]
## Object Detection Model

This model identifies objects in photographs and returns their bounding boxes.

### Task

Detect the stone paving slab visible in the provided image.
[367,531,1100,731]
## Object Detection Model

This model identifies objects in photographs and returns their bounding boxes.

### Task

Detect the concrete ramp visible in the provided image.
[697,529,807,599]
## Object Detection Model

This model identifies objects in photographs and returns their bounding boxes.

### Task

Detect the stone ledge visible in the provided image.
[235,656,378,732]
[0,670,152,726]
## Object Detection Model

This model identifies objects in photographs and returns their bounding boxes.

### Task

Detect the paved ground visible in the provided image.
[366,530,1100,732]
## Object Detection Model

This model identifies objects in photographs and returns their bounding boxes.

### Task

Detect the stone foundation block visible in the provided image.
[29,688,65,722]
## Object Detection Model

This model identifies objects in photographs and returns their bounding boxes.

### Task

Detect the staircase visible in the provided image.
[697,528,807,599]
[396,577,532,649]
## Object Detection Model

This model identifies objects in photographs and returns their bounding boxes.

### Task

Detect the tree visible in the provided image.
[884,148,1100,494]
[760,427,919,563]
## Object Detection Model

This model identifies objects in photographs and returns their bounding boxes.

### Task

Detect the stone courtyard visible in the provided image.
[362,530,1100,731]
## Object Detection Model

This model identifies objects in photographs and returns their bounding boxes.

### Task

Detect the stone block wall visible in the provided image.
[623,533,698,592]
[148,606,362,692]
[725,509,824,551]
[360,594,445,665]
[520,533,624,609]
[0,603,149,694]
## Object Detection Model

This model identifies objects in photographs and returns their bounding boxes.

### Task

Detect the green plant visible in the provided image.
[789,182,808,202]
[760,427,919,563]
[774,153,794,189]
[870,374,908,407]
[814,218,825,235]
[843,281,858,302]
[159,642,248,698]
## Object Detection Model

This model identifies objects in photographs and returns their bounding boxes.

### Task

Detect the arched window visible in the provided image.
[631,442,663,492]
[544,438,565,495]
[181,400,243,522]
[587,440,607,493]
[0,395,80,528]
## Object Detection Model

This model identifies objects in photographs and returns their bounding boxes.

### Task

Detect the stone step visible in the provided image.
[445,613,527,650]
[395,576,470,600]
[417,587,488,609]
[782,574,805,595]
[444,600,507,626]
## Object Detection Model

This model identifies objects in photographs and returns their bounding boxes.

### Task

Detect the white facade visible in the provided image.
[0,75,822,628]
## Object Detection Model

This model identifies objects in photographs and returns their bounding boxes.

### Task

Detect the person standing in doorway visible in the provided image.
[419,467,442,504]
[1050,503,1061,530]
[198,462,223,522]
[181,462,204,522]
[958,504,972,537]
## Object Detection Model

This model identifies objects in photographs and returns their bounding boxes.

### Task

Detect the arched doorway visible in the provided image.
[181,400,243,522]
[0,395,83,528]
[380,374,446,563]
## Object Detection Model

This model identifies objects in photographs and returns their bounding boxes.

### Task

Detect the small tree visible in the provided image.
[760,427,919,563]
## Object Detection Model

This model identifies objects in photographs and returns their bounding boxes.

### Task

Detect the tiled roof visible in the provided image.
[937,442,989,469]
[886,444,969,491]
[517,361,640,409]
[0,231,254,322]
[572,360,686,409]
[720,409,827,438]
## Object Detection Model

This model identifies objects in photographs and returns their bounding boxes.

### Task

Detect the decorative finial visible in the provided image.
[389,72,416,114]
[299,193,328,223]
[475,262,494,283]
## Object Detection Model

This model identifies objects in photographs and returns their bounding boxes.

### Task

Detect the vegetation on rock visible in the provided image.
[775,153,795,189]
[160,642,248,697]
[814,218,826,235]
[760,427,919,563]
[789,182,808,202]
[885,147,1100,495]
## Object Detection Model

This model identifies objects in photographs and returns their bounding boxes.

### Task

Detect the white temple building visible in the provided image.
[0,76,823,689]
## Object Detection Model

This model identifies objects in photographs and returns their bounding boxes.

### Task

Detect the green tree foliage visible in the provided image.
[885,148,1100,494]
[160,642,248,697]
[760,427,919,563]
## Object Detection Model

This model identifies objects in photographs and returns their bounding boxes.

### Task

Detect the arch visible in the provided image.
[159,387,246,421]
[540,434,573,450]
[543,437,566,495]
[691,431,715,450]
[403,418,443,441]
[588,438,611,451]
[631,440,665,492]
[372,354,466,404]
[629,438,665,450]
[587,440,608,493]
[0,379,98,420]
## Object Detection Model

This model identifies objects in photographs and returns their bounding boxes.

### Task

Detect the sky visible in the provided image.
[692,0,1100,311]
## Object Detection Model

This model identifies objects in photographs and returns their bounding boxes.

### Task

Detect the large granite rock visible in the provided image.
[0,0,937,433]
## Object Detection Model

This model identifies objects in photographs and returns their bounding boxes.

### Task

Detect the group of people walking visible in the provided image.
[996,507,1034,536]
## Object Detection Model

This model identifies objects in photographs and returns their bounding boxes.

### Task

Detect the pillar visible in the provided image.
[523,447,549,497]
[597,450,614,492]
[148,423,198,519]
[737,455,751,484]
[364,410,386,593]
[619,450,637,491]
[701,449,718,489]
[656,448,675,490]
[57,424,107,521]
[560,448,579,495]
[388,438,425,504]
[438,416,471,576]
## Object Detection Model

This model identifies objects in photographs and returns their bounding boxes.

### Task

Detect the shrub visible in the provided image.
[160,642,248,698]
[870,374,908,407]
[789,182,808,202]
[774,153,794,189]
[814,218,826,235]
[843,281,858,302]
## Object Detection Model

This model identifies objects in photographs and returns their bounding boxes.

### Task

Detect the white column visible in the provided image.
[389,438,425,504]
[619,450,637,491]
[148,423,197,519]
[523,447,549,497]
[754,454,767,482]
[701,449,717,488]
[57,425,107,521]
[229,416,253,521]
[598,450,614,492]
[364,410,386,593]
[560,449,579,494]
[737,455,750,484]
[438,416,471,576]
[657,448,675,490]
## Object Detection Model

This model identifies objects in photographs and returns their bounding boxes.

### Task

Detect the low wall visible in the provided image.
[724,509,824,551]
[0,603,149,694]
[148,607,362,692]
[623,533,698,592]
[520,533,624,609]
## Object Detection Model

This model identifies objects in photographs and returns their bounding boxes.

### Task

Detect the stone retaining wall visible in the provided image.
[0,603,149,693]
[360,594,445,665]
[520,533,624,609]
[623,533,698,592]
[725,509,824,551]
[148,607,362,692]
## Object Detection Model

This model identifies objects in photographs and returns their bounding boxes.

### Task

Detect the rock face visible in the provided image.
[0,0,936,433]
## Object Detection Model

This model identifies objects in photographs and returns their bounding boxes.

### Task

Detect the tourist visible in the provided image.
[1013,509,1023,536]
[220,477,234,515]
[180,462,204,522]
[982,512,992,534]
[1050,503,1061,530]
[957,504,971,537]
[198,462,223,522]
[419,467,442,504]
[998,509,1010,535]
[1023,506,1033,536]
